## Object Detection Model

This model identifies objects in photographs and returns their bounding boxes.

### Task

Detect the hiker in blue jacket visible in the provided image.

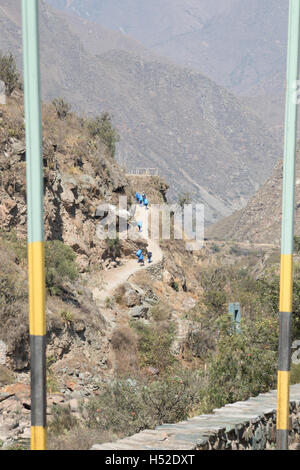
[138,253,145,265]
[137,220,143,232]
[135,192,140,202]
[136,249,142,259]
[139,195,143,205]
[144,198,149,210]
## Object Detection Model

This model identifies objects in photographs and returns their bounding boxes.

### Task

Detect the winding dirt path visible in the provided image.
[92,204,163,304]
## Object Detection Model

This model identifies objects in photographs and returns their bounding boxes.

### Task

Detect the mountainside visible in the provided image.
[0,0,282,224]
[46,0,290,135]
[46,0,237,46]
[206,150,300,245]
[46,0,288,97]
[0,77,286,452]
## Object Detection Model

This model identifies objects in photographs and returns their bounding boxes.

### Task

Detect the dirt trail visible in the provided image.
[92,203,163,304]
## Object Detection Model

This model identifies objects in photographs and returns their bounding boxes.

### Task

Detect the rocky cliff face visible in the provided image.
[0,93,152,271]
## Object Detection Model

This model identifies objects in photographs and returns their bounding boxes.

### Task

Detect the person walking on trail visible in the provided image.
[147,251,152,263]
[138,253,145,265]
[136,192,141,202]
[144,198,149,210]
[136,249,142,260]
[139,195,143,206]
[137,220,143,232]
[142,192,146,202]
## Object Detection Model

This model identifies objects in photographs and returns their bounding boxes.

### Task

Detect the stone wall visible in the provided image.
[92,384,300,450]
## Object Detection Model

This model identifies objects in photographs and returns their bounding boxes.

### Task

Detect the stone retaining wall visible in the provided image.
[92,384,300,450]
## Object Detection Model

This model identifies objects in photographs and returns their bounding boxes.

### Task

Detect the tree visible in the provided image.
[0,53,21,96]
[52,98,71,120]
[87,112,120,158]
[177,192,192,211]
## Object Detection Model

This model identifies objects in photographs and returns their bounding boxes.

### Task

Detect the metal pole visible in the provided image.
[277,0,300,450]
[22,0,47,450]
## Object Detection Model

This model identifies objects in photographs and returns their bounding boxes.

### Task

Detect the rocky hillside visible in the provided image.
[0,0,282,224]
[0,92,142,272]
[206,150,300,245]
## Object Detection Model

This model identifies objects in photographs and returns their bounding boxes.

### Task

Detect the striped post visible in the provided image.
[22,0,47,450]
[277,0,300,451]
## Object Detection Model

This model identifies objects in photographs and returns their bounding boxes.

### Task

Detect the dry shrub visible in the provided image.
[0,242,28,370]
[48,427,118,451]
[111,327,139,375]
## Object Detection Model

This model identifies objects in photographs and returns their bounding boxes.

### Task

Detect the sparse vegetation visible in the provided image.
[131,319,176,372]
[60,310,74,326]
[52,98,71,120]
[45,241,78,296]
[86,113,120,158]
[0,365,14,387]
[204,315,278,411]
[84,370,204,437]
[48,405,79,435]
[105,236,121,260]
[0,52,21,96]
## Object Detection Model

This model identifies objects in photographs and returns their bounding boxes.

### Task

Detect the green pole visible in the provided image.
[22,0,47,450]
[277,0,300,450]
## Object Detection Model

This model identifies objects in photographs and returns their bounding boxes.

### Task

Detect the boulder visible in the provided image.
[130,304,149,319]
[124,289,142,308]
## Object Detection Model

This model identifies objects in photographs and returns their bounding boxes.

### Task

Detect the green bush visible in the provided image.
[45,241,78,296]
[0,52,21,96]
[205,315,278,411]
[131,320,176,372]
[87,113,120,158]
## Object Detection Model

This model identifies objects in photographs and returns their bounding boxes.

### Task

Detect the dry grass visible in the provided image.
[111,327,139,375]
[48,427,118,450]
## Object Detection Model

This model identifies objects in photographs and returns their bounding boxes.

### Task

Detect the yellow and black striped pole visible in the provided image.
[277,0,300,451]
[22,0,47,450]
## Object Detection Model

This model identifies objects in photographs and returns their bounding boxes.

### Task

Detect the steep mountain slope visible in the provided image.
[0,0,281,224]
[206,150,300,245]
[47,0,290,135]
[46,0,288,97]
[46,0,237,46]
